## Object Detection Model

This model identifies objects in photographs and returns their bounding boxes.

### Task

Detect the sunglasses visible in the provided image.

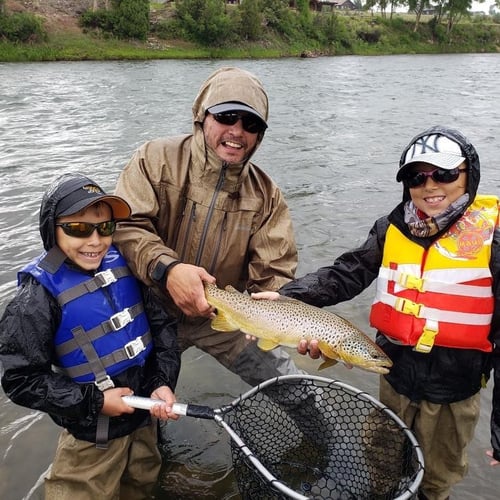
[211,111,267,134]
[56,220,116,238]
[403,167,467,188]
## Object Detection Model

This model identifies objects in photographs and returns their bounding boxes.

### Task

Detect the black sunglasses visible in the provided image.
[211,111,267,134]
[403,167,467,188]
[56,220,116,238]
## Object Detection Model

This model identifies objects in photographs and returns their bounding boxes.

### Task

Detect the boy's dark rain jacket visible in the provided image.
[0,177,180,443]
[279,126,500,462]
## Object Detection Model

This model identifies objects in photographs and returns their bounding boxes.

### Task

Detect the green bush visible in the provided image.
[114,0,149,40]
[237,0,263,41]
[175,0,233,46]
[0,12,46,43]
[153,18,186,40]
[79,9,116,32]
[79,0,149,40]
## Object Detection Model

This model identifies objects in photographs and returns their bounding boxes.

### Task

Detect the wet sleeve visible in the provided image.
[279,217,388,307]
[0,277,104,422]
[141,287,181,393]
[489,229,500,461]
[247,187,298,292]
[113,144,180,285]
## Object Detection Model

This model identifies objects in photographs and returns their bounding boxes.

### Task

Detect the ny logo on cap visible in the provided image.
[406,134,462,161]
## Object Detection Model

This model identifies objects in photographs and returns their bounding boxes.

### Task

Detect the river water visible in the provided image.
[0,54,499,499]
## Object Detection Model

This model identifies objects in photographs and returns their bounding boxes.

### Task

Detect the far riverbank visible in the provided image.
[1,8,500,62]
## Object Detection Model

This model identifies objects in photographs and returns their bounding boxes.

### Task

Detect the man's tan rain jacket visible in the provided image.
[113,67,298,318]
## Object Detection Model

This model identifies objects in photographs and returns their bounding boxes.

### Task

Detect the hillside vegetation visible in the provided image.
[1,0,499,61]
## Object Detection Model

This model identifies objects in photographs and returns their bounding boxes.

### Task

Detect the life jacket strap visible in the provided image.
[55,303,144,357]
[56,266,131,306]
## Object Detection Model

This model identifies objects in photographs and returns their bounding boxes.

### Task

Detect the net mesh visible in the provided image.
[224,376,423,500]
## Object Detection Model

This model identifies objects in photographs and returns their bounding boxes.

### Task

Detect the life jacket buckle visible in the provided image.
[95,269,117,288]
[395,297,423,318]
[124,337,146,359]
[398,273,425,292]
[95,375,115,391]
[110,308,133,331]
[414,325,439,353]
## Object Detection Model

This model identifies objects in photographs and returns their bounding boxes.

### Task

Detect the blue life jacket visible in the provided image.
[21,245,153,388]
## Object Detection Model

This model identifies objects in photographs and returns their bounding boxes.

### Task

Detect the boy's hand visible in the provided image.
[101,387,135,417]
[297,339,322,359]
[149,386,179,421]
[250,291,280,301]
[486,449,500,466]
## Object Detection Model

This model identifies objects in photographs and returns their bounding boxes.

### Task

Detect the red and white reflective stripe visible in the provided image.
[378,267,493,298]
[374,289,493,326]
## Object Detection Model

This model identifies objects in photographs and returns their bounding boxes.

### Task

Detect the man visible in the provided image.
[113,66,302,385]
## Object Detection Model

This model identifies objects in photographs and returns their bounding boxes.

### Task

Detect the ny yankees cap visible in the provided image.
[396,133,466,181]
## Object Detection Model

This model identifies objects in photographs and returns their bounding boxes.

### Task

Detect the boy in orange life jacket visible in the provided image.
[0,173,180,499]
[254,126,500,499]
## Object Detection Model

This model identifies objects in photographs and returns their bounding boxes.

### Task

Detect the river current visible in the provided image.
[1,54,499,499]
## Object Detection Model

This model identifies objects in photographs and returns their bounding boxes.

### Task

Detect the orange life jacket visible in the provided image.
[370,195,499,353]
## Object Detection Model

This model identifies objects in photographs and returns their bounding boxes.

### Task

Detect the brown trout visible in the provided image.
[204,283,392,374]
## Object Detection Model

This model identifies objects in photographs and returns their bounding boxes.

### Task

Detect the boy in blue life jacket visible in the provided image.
[0,173,181,499]
[254,126,500,499]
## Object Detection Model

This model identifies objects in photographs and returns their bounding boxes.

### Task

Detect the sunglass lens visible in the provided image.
[213,113,239,126]
[65,222,94,237]
[406,172,425,188]
[213,112,266,134]
[405,168,460,188]
[242,116,264,134]
[97,221,116,236]
[58,221,116,238]
[434,169,459,183]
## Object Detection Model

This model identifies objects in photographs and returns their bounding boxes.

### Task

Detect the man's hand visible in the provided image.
[166,263,216,317]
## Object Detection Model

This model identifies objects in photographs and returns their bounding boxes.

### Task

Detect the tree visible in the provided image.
[408,0,431,31]
[176,0,232,46]
[445,0,472,34]
[238,0,263,41]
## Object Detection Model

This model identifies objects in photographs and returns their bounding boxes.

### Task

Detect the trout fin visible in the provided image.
[257,338,280,351]
[318,357,339,370]
[211,311,239,332]
[224,285,240,293]
[317,342,341,370]
[317,342,339,361]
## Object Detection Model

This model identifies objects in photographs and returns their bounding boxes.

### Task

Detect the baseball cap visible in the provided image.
[397,133,466,181]
[207,101,267,126]
[55,176,131,219]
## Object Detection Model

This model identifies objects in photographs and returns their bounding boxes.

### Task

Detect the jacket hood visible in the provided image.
[190,67,269,168]
[399,125,480,203]
[192,66,269,125]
